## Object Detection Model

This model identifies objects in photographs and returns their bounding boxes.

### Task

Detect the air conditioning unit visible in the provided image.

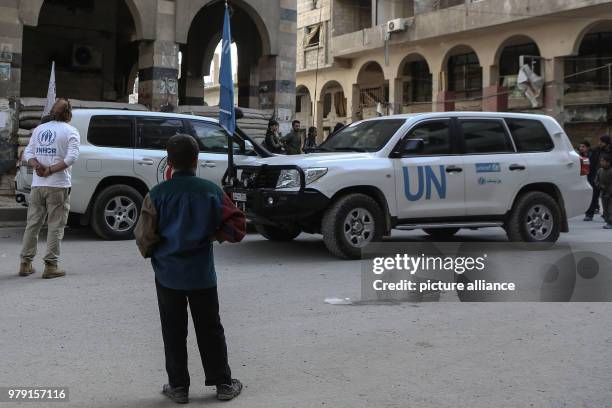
[386,18,410,34]
[72,44,102,69]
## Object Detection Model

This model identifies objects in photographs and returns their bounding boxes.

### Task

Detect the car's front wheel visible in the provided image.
[91,185,143,240]
[322,193,384,259]
[506,191,561,243]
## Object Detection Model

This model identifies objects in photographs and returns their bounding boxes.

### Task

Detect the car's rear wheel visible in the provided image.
[506,191,561,243]
[91,185,143,240]
[423,228,460,240]
[322,193,384,260]
[255,224,301,241]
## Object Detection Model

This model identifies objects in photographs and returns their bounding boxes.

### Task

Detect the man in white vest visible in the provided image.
[19,99,80,279]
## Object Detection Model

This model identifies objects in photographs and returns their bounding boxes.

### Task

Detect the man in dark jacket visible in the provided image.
[281,120,302,155]
[134,134,245,404]
[597,154,612,229]
[585,135,612,221]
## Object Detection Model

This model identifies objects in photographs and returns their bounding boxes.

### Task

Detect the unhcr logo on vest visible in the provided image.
[38,130,56,146]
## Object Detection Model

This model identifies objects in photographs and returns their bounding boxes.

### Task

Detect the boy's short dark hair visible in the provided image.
[292,120,300,126]
[167,134,199,171]
[600,153,611,163]
[580,140,591,148]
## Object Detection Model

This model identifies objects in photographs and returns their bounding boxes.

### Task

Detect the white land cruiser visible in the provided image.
[15,109,266,240]
[226,112,591,259]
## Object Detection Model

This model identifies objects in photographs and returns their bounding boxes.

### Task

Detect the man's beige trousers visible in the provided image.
[20,187,70,266]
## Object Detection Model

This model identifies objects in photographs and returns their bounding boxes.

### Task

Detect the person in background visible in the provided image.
[281,120,302,155]
[134,134,245,404]
[596,154,612,229]
[585,135,612,221]
[263,119,282,153]
[303,126,317,152]
[19,99,80,279]
[332,122,345,135]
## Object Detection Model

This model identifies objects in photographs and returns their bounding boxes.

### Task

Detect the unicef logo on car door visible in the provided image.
[38,130,56,146]
[157,157,174,183]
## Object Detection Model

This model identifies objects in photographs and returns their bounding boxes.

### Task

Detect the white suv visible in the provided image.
[15,109,265,240]
[225,112,591,259]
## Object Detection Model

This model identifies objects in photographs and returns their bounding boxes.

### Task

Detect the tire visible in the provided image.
[255,224,301,241]
[90,185,143,240]
[322,193,385,260]
[423,228,460,240]
[506,191,561,243]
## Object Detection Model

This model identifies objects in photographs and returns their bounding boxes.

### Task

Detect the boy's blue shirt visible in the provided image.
[148,171,223,290]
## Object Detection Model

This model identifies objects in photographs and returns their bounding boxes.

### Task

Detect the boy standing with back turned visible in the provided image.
[135,134,246,404]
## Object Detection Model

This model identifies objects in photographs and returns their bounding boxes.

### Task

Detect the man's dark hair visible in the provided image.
[580,140,591,148]
[600,135,611,145]
[268,119,279,128]
[600,153,611,163]
[292,120,300,126]
[167,134,199,171]
[49,99,72,122]
[308,126,317,136]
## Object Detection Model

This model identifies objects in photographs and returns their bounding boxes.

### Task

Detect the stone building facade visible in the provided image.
[296,0,612,144]
[0,0,297,193]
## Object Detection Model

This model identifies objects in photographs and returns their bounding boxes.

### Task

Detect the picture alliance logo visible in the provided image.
[38,130,56,146]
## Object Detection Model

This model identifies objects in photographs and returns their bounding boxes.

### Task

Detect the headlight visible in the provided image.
[276,169,300,189]
[276,168,328,189]
[304,168,328,185]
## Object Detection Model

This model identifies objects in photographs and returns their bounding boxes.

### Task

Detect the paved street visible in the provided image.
[1,218,611,408]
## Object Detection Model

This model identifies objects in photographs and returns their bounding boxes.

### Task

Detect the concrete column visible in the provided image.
[482,65,507,112]
[433,70,454,112]
[184,76,204,106]
[0,7,23,178]
[391,77,402,115]
[351,83,361,121]
[138,1,179,111]
[543,57,565,123]
[316,99,324,138]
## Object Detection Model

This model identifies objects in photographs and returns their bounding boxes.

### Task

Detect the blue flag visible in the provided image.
[219,2,235,135]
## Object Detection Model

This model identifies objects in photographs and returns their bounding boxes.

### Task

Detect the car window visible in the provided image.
[505,118,554,152]
[403,121,451,156]
[190,120,233,153]
[319,119,405,152]
[136,117,184,150]
[461,120,514,154]
[88,116,134,148]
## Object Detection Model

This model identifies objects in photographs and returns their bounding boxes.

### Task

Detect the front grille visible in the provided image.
[239,168,280,189]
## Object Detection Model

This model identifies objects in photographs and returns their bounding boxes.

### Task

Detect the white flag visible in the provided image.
[42,61,56,116]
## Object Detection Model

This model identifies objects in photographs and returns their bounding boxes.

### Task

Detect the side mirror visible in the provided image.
[402,138,424,155]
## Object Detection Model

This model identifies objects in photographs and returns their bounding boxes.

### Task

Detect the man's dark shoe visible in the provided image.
[584,215,593,221]
[216,379,242,401]
[162,384,189,404]
[603,223,612,230]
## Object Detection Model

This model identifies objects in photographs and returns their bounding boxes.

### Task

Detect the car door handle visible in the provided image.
[137,158,154,166]
[445,166,463,173]
[509,164,526,171]
[200,161,217,168]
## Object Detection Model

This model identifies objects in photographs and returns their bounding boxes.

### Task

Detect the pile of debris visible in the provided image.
[178,105,273,143]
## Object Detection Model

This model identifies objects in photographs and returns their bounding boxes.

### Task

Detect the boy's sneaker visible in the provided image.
[603,224,612,230]
[162,384,189,404]
[216,379,243,401]
[583,215,593,221]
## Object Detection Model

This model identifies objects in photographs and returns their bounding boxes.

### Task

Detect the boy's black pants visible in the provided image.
[155,280,232,388]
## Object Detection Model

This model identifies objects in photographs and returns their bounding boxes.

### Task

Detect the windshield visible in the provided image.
[318,119,406,152]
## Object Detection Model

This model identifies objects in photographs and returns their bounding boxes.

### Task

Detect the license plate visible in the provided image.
[232,192,247,202]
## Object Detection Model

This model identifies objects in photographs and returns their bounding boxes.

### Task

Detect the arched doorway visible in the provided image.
[356,61,387,119]
[295,85,313,128]
[497,36,541,110]
[565,20,612,143]
[444,45,482,111]
[21,0,139,102]
[179,1,271,109]
[397,54,432,113]
[317,81,346,139]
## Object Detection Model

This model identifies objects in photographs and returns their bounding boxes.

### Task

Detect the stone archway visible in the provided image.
[21,0,140,102]
[355,61,387,119]
[396,53,432,113]
[442,45,483,111]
